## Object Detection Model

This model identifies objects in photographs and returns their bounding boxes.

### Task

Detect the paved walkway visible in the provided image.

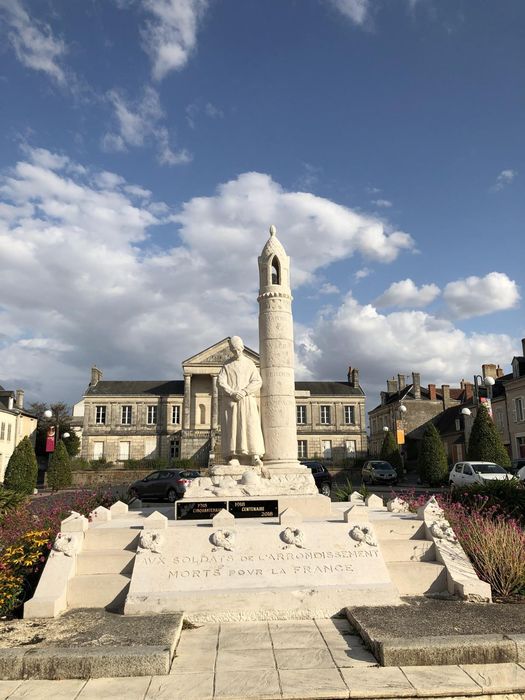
[2,619,525,699]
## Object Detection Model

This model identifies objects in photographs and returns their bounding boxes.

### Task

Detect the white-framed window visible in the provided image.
[344,405,355,424]
[7,424,12,441]
[296,405,306,425]
[170,438,180,459]
[0,422,5,440]
[95,406,106,424]
[147,405,157,425]
[515,398,524,423]
[93,441,104,459]
[298,440,307,459]
[345,440,356,456]
[495,409,505,430]
[172,405,181,424]
[118,441,130,460]
[322,439,332,459]
[320,405,331,425]
[121,405,132,425]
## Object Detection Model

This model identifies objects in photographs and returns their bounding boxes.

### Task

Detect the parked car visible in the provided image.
[129,469,200,502]
[449,461,513,487]
[361,460,398,485]
[509,458,525,478]
[300,461,332,497]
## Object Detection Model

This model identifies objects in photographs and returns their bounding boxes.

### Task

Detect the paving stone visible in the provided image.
[219,623,272,650]
[214,668,281,699]
[461,662,525,694]
[176,634,219,653]
[183,624,220,639]
[275,647,335,670]
[216,647,276,670]
[328,645,378,668]
[340,666,416,698]
[7,679,86,699]
[147,672,214,700]
[0,681,23,700]
[279,668,349,699]
[170,646,216,673]
[400,665,481,696]
[77,676,151,699]
[269,621,327,649]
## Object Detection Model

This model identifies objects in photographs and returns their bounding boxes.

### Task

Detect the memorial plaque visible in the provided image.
[228,500,278,518]
[176,500,228,520]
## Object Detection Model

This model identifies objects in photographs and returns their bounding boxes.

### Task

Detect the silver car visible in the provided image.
[362,460,398,485]
[449,461,512,487]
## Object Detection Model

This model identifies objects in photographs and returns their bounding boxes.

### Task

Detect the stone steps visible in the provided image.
[83,528,140,551]
[373,518,426,540]
[76,549,136,576]
[387,561,447,596]
[379,539,435,562]
[68,573,132,609]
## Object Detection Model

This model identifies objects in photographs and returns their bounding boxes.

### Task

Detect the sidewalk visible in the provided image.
[2,618,525,700]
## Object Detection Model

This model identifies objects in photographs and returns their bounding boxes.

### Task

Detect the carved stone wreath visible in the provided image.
[349,525,377,547]
[429,519,458,546]
[387,497,410,514]
[280,527,305,549]
[139,530,165,554]
[210,529,236,551]
[52,533,77,557]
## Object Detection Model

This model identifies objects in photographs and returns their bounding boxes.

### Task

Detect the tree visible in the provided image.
[4,436,38,494]
[380,430,403,478]
[29,402,72,457]
[467,404,511,467]
[47,440,72,490]
[63,431,80,457]
[418,422,448,486]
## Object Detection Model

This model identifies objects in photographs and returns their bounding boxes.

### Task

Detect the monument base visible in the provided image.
[176,494,332,520]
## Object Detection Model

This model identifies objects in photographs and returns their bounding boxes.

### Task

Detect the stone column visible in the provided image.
[211,375,218,430]
[183,374,191,430]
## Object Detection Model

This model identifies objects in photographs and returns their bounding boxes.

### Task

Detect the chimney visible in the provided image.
[8,396,14,411]
[397,374,406,391]
[482,363,497,380]
[90,366,103,387]
[522,338,525,356]
[428,384,437,401]
[442,384,451,409]
[496,365,504,378]
[412,372,421,400]
[15,389,24,410]
[347,366,352,384]
[387,378,398,393]
[351,368,360,388]
[462,381,473,401]
[380,391,387,406]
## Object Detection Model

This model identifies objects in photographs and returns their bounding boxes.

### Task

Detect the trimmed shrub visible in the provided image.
[467,403,511,467]
[3,437,38,495]
[380,430,403,478]
[0,487,27,514]
[63,431,80,457]
[47,440,72,490]
[418,423,448,486]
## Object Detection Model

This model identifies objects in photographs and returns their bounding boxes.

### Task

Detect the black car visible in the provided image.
[361,460,398,485]
[129,469,200,503]
[300,460,332,497]
[509,458,525,477]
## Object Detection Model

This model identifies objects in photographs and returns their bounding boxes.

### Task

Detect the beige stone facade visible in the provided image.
[0,388,37,482]
[505,341,525,459]
[79,338,367,466]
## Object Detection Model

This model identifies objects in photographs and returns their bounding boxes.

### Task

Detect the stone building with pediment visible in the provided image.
[79,338,367,466]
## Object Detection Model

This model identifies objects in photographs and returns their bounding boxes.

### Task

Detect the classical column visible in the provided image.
[183,374,191,430]
[211,375,218,430]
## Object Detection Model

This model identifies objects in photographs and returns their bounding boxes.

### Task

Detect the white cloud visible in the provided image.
[354,267,371,281]
[0,0,66,83]
[186,100,224,129]
[319,282,340,295]
[375,278,440,308]
[443,272,520,319]
[297,293,517,406]
[103,86,191,166]
[491,169,518,192]
[140,0,208,81]
[329,0,370,25]
[372,198,392,208]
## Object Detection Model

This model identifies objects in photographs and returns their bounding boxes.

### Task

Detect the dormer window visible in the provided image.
[271,256,281,285]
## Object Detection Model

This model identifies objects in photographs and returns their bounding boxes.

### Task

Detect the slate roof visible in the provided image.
[86,379,364,397]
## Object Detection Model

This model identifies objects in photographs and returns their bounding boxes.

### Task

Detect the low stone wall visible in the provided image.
[71,469,154,487]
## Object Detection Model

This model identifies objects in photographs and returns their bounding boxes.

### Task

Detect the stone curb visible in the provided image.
[0,644,171,680]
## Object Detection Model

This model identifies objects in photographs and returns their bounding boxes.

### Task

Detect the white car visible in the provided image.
[518,466,525,482]
[449,461,513,487]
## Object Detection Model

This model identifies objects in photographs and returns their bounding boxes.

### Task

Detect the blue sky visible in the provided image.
[0,0,523,407]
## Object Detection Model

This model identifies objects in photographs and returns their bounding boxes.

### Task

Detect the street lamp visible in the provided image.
[43,408,69,453]
[461,407,471,417]
[473,375,495,404]
[383,426,389,432]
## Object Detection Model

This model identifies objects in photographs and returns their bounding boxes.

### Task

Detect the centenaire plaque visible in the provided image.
[176,501,228,520]
[228,500,278,518]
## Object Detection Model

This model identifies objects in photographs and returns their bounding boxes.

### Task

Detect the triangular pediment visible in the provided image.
[182,338,260,368]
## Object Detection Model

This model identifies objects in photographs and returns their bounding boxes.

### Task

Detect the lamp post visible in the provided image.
[43,408,69,455]
[473,375,495,404]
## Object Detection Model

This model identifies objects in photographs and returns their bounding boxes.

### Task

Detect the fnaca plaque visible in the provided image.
[176,501,228,520]
[228,500,278,518]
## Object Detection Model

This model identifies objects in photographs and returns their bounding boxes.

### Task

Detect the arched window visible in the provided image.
[199,403,206,424]
[271,256,281,285]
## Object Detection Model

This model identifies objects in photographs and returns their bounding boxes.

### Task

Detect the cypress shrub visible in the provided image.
[379,430,403,478]
[467,403,511,467]
[63,431,80,457]
[418,423,448,486]
[47,440,72,490]
[3,436,38,495]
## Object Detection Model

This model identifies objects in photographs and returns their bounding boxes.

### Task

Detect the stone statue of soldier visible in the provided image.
[217,336,265,465]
